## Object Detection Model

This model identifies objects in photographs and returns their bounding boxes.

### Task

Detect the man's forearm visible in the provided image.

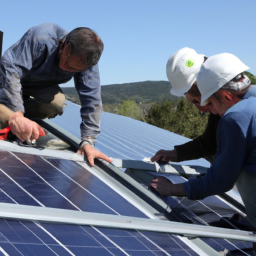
[0,104,19,124]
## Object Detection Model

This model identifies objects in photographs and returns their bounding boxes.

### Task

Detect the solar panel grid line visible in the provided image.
[99,129,157,155]
[96,140,136,159]
[43,158,181,255]
[23,154,188,254]
[98,133,153,157]
[88,227,130,256]
[0,221,25,256]
[169,236,209,256]
[40,159,202,255]
[39,157,122,216]
[132,231,172,256]
[19,222,59,256]
[99,126,190,162]
[0,189,18,204]
[2,191,116,256]
[100,124,174,153]
[51,104,208,166]
[4,221,58,256]
[0,246,9,256]
[6,153,250,255]
[34,223,75,256]
[66,161,221,255]
[10,152,82,212]
[97,136,148,159]
[0,182,76,255]
[0,160,244,254]
[100,115,190,148]
[2,153,120,255]
[12,153,133,254]
[0,168,44,207]
[76,161,157,219]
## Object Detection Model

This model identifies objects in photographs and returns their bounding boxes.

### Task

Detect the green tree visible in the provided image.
[120,99,140,120]
[145,98,209,139]
[245,71,256,85]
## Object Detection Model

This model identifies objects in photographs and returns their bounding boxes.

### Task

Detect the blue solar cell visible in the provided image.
[15,244,59,256]
[12,152,147,218]
[0,219,61,256]
[0,243,24,255]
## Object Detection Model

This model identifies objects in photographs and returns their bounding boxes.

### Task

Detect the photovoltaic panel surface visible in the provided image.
[0,150,203,256]
[51,101,210,168]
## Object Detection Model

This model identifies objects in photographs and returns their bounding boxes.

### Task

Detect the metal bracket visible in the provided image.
[0,203,254,243]
[111,158,208,178]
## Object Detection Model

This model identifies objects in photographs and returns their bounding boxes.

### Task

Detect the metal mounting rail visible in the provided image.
[0,203,255,243]
[112,158,208,178]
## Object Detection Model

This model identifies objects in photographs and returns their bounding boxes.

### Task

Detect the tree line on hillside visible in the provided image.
[105,98,209,139]
[62,81,180,105]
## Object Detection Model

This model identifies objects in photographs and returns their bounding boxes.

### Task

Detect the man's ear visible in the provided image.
[222,91,239,104]
[223,91,232,101]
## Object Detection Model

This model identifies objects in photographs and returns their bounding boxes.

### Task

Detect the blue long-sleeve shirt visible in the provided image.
[183,96,256,200]
[0,23,102,140]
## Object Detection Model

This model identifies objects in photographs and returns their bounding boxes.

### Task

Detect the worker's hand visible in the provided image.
[150,176,173,196]
[151,149,178,163]
[77,144,112,166]
[150,176,186,197]
[8,111,45,142]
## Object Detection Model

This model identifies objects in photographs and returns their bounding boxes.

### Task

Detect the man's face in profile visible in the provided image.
[59,42,87,73]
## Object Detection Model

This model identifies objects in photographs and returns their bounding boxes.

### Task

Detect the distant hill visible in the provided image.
[62,81,180,105]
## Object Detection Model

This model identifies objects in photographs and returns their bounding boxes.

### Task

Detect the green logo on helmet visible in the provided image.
[186,58,194,67]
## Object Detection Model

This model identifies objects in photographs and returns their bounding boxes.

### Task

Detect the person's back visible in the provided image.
[219,96,256,174]
[1,23,71,90]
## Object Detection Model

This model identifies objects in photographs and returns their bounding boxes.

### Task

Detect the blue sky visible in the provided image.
[1,0,255,87]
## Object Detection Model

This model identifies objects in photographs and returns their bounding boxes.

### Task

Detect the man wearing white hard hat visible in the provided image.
[151,47,219,163]
[151,53,256,231]
[151,47,256,164]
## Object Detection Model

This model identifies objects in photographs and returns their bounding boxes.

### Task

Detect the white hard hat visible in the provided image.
[197,53,249,105]
[166,47,205,96]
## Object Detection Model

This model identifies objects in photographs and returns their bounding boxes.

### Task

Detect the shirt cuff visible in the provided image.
[80,136,96,148]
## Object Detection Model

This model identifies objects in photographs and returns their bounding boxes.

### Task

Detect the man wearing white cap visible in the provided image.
[151,53,256,231]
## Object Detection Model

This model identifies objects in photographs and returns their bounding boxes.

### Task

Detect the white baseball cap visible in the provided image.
[197,53,249,105]
[166,47,205,96]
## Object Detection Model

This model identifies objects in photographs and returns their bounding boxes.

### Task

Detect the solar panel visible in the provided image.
[51,101,210,168]
[0,101,254,255]
[0,151,206,255]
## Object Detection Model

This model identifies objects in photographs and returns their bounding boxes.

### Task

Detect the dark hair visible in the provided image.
[186,82,201,98]
[65,27,104,68]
